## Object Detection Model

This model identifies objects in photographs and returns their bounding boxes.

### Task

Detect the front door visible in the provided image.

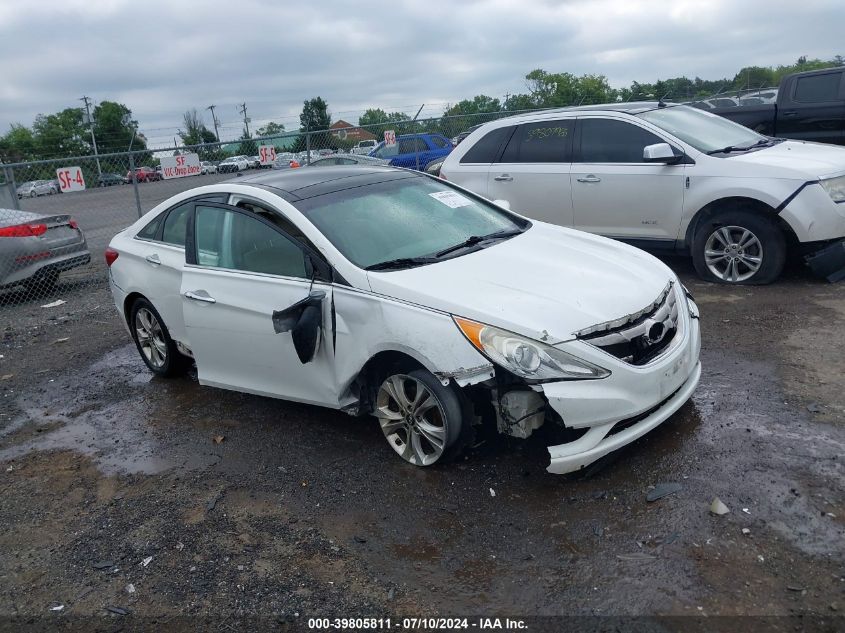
[180,202,338,406]
[571,117,687,242]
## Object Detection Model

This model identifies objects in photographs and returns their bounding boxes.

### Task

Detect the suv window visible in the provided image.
[195,206,307,278]
[430,136,449,149]
[578,118,663,163]
[794,72,842,103]
[500,120,573,163]
[461,126,514,163]
[397,138,427,154]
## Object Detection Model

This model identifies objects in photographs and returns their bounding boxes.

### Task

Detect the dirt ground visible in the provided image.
[0,256,843,631]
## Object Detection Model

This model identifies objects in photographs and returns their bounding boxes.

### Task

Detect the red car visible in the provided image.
[125,167,162,183]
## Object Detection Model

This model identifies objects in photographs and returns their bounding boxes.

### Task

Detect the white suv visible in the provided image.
[440,103,845,284]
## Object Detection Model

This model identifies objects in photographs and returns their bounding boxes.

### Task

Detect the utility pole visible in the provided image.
[206,105,220,142]
[238,103,250,137]
[80,96,102,177]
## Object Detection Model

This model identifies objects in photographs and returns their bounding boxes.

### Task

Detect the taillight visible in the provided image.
[68,219,79,229]
[0,223,48,238]
[105,248,119,267]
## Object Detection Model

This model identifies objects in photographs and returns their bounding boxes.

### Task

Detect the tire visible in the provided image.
[372,367,472,467]
[691,209,786,285]
[129,298,190,377]
[29,190,36,198]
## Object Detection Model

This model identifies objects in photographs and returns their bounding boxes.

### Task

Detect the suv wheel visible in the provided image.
[692,210,785,285]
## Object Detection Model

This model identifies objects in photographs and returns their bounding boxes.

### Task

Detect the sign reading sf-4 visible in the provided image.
[259,145,276,166]
[160,153,201,179]
[56,166,86,192]
[384,130,396,147]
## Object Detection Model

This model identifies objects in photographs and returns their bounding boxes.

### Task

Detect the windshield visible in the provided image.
[295,176,526,269]
[638,105,765,153]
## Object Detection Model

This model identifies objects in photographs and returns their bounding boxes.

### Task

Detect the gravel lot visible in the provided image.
[0,238,843,628]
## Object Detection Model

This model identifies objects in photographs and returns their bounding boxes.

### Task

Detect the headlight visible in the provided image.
[820,175,845,203]
[454,317,610,382]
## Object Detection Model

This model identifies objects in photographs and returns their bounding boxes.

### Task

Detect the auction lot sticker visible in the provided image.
[160,153,201,179]
[429,190,472,208]
[55,166,85,192]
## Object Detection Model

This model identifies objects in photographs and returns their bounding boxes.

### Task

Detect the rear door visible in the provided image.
[777,70,845,144]
[444,125,514,197]
[180,201,338,405]
[571,117,686,242]
[486,119,575,226]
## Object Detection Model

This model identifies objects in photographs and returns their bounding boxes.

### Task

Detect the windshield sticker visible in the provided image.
[429,191,473,208]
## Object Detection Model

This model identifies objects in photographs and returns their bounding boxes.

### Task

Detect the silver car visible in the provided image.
[0,209,91,291]
[16,180,58,199]
[308,155,390,167]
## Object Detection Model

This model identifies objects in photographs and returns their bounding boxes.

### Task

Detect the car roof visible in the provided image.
[235,166,418,201]
[498,101,679,121]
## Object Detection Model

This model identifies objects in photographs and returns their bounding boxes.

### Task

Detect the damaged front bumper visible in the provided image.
[805,238,845,282]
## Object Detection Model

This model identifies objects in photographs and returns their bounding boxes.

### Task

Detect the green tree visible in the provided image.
[0,124,37,162]
[179,108,217,148]
[256,121,286,138]
[237,127,258,156]
[31,108,89,158]
[292,97,334,152]
[93,101,145,153]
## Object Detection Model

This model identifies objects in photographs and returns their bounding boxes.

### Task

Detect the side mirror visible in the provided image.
[272,290,326,364]
[643,143,682,164]
[493,199,511,210]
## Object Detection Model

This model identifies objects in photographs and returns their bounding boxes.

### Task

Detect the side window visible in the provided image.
[430,136,449,149]
[461,126,513,163]
[397,139,418,154]
[500,120,573,163]
[374,143,397,158]
[195,206,307,278]
[793,72,842,103]
[160,203,191,245]
[578,119,663,163]
[137,214,163,240]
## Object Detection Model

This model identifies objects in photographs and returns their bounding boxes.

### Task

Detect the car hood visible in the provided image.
[365,223,675,344]
[729,140,845,178]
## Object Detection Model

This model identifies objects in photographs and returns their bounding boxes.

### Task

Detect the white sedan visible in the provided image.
[105,166,701,474]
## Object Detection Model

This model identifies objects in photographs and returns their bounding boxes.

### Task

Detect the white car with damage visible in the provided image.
[105,166,701,474]
[441,103,845,284]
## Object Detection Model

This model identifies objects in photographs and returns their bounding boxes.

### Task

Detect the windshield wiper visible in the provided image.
[434,228,524,258]
[365,256,438,271]
[706,139,775,155]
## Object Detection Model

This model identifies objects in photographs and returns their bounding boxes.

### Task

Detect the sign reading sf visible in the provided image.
[160,153,201,179]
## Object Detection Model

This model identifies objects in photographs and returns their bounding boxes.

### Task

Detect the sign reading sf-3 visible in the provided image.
[160,153,201,179]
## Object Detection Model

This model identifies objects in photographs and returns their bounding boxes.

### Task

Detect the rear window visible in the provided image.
[794,72,842,103]
[430,136,450,149]
[460,127,513,163]
[500,121,573,163]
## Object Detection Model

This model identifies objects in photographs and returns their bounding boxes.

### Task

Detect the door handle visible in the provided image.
[577,175,601,183]
[144,254,161,265]
[781,110,797,117]
[184,290,216,304]
[494,174,513,181]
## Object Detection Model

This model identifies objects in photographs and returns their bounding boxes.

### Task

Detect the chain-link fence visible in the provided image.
[0,109,544,312]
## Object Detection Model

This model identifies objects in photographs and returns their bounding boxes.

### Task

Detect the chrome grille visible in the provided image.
[576,282,679,366]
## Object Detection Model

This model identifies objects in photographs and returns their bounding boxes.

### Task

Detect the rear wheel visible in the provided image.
[130,298,190,377]
[373,368,471,466]
[692,210,785,285]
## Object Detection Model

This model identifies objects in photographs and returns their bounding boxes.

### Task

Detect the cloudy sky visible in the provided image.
[1,0,842,148]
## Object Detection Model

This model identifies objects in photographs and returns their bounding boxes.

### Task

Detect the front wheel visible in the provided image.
[692,210,786,285]
[130,298,190,377]
[373,368,470,466]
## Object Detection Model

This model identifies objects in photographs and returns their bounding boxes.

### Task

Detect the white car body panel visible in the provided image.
[442,108,845,246]
[107,174,701,475]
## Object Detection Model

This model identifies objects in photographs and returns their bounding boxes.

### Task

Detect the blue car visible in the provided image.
[368,133,453,170]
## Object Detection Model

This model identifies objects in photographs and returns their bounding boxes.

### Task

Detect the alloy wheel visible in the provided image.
[135,307,168,369]
[375,374,447,466]
[704,225,763,283]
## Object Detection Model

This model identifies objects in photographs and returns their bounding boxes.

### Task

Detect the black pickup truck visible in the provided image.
[692,67,845,145]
